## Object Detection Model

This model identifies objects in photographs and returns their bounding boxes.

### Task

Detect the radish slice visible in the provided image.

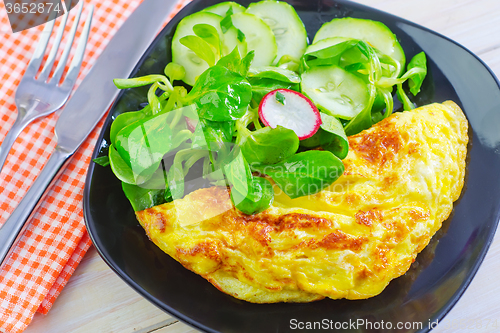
[258,89,321,140]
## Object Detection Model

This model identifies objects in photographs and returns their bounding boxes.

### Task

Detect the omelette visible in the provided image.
[136,100,468,303]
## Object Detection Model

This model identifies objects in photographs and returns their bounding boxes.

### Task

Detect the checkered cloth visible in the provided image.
[0,0,191,332]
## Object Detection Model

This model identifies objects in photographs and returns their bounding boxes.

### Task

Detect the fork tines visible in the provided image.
[26,1,94,87]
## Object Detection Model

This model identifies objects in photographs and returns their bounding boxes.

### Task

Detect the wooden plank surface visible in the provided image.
[25,246,175,333]
[24,0,500,332]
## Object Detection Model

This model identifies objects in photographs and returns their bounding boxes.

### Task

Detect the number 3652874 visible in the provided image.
[5,2,63,14]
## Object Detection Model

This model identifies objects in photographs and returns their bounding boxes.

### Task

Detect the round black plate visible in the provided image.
[84,1,500,332]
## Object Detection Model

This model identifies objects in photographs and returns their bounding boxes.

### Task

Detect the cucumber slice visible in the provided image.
[231,12,277,67]
[202,2,245,16]
[172,12,223,86]
[304,37,371,70]
[172,12,244,85]
[221,26,248,58]
[313,18,405,75]
[246,1,307,65]
[201,2,247,58]
[301,65,370,119]
[305,37,352,55]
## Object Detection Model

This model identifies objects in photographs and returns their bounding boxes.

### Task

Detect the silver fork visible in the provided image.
[0,1,93,173]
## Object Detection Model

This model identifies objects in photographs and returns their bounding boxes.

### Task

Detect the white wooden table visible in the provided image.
[24,0,500,332]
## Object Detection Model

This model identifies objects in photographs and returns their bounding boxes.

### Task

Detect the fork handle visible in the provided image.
[0,104,42,173]
[0,146,72,269]
[0,116,30,173]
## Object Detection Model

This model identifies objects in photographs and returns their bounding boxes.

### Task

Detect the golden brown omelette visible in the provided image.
[136,100,468,303]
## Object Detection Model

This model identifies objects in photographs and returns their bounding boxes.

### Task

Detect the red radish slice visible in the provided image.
[258,89,321,140]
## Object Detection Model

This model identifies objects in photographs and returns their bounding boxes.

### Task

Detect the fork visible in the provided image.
[0,1,93,173]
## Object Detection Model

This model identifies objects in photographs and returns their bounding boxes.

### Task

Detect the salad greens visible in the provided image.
[252,150,344,199]
[95,1,428,216]
[247,66,301,104]
[113,111,173,183]
[301,39,427,135]
[275,91,286,105]
[318,113,349,160]
[223,149,274,214]
[238,125,299,165]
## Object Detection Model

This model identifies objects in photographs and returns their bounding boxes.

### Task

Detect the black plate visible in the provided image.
[83,1,500,332]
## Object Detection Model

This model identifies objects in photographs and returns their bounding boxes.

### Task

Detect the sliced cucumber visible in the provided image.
[246,1,307,65]
[301,65,370,119]
[304,37,352,55]
[202,1,245,16]
[230,12,277,67]
[172,12,245,85]
[221,26,248,58]
[200,2,247,58]
[304,37,371,70]
[313,18,405,75]
[172,12,223,85]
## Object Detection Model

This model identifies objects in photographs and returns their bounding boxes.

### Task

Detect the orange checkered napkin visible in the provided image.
[0,0,191,332]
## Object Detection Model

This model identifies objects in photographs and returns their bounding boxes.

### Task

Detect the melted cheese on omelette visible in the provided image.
[136,101,468,303]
